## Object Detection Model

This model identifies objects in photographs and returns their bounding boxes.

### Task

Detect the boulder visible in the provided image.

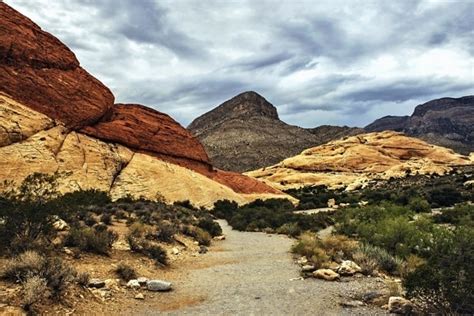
[337,260,362,276]
[146,280,172,292]
[388,297,414,314]
[313,269,340,281]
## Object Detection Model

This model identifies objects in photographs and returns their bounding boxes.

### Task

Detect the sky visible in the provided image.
[6,0,474,128]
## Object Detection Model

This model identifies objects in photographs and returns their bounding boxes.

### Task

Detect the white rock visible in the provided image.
[171,247,180,255]
[313,269,340,281]
[388,297,414,314]
[146,280,172,292]
[126,279,140,289]
[337,260,362,276]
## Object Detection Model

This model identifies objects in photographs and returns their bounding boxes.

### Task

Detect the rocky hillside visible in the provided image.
[188,91,362,172]
[365,96,474,155]
[246,131,473,191]
[0,3,292,208]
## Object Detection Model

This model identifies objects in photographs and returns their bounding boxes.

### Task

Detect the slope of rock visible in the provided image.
[188,91,362,172]
[246,131,473,191]
[0,3,291,208]
[365,96,474,155]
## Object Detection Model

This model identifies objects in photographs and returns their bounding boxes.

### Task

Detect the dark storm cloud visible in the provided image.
[5,0,474,128]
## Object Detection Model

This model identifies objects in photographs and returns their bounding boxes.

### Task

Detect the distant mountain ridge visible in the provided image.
[188,91,362,172]
[365,96,474,155]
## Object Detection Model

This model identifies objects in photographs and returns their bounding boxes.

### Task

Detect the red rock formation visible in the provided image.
[0,2,287,201]
[0,3,113,128]
[81,104,211,165]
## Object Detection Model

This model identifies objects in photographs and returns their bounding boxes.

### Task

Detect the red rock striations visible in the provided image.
[0,3,113,128]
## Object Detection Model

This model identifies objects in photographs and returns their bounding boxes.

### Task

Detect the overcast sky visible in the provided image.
[6,0,474,127]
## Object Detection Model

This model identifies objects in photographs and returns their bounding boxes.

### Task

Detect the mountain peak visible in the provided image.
[188,91,279,136]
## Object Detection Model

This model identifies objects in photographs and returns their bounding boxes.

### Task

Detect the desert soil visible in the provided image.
[133,220,387,315]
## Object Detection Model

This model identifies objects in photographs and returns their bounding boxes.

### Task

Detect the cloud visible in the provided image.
[5,0,474,128]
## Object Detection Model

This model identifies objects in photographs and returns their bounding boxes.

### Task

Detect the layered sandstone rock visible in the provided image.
[0,3,291,208]
[246,131,473,191]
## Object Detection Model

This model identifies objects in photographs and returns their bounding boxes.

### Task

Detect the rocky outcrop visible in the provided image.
[81,104,211,166]
[366,96,474,155]
[188,91,362,172]
[246,131,473,191]
[0,2,114,128]
[0,3,291,208]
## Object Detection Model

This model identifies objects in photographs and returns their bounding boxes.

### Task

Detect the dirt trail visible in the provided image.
[137,220,387,315]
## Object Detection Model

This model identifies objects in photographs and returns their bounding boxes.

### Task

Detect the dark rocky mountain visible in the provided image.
[365,96,474,155]
[188,91,362,172]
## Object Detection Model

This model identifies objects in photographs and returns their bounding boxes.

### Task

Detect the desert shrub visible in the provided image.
[292,233,330,268]
[352,250,378,276]
[212,198,332,234]
[358,243,402,275]
[408,197,430,213]
[128,222,153,238]
[83,213,98,227]
[212,199,239,219]
[335,204,436,258]
[173,200,195,210]
[404,227,474,314]
[2,250,45,281]
[0,173,65,254]
[64,227,118,255]
[115,263,137,281]
[58,189,111,208]
[154,222,177,243]
[276,223,301,237]
[40,257,76,298]
[127,236,168,266]
[428,186,464,207]
[100,213,112,225]
[2,251,75,300]
[433,203,474,226]
[22,274,48,311]
[75,271,90,287]
[197,218,222,237]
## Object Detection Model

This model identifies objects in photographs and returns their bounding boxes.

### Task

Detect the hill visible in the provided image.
[188,91,362,172]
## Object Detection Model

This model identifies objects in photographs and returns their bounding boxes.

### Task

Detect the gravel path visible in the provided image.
[140,220,387,315]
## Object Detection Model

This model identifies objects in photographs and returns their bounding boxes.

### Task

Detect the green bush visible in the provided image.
[100,213,113,225]
[404,227,474,314]
[433,203,474,226]
[357,243,402,275]
[154,222,176,243]
[408,197,431,213]
[0,173,63,254]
